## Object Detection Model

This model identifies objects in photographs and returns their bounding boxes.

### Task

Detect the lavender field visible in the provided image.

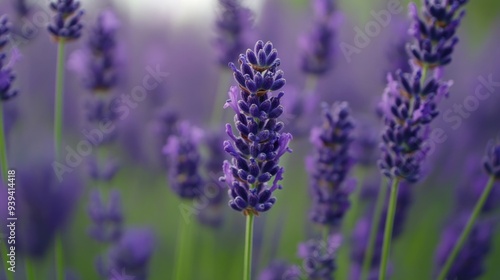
[1,0,500,279]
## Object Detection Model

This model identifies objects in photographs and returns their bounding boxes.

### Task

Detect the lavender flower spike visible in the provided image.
[409,0,468,68]
[221,40,292,216]
[483,139,500,179]
[163,121,204,200]
[0,16,18,102]
[307,102,354,227]
[48,0,84,41]
[298,235,341,280]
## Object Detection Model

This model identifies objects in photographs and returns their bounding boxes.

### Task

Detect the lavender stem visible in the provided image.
[244,213,254,280]
[436,176,496,280]
[54,39,66,160]
[360,178,388,280]
[378,178,400,280]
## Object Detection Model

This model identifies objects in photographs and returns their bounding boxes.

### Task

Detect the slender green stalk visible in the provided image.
[0,104,8,181]
[0,104,15,280]
[54,39,66,160]
[173,215,192,280]
[436,176,496,280]
[54,39,67,280]
[210,71,230,126]
[25,258,35,280]
[244,214,254,280]
[378,178,400,280]
[360,178,389,280]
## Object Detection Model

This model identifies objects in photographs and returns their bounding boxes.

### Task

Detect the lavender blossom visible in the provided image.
[163,122,204,200]
[88,189,123,243]
[98,228,155,280]
[258,261,301,280]
[435,217,494,280]
[214,0,252,66]
[221,40,292,215]
[0,16,17,102]
[299,0,337,75]
[48,0,84,41]
[13,0,31,18]
[409,0,468,67]
[307,102,354,227]
[297,235,341,280]
[483,139,500,179]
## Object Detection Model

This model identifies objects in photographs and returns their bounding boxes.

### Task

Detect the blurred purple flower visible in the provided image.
[88,189,123,243]
[483,139,500,179]
[297,234,341,280]
[221,40,292,215]
[214,0,253,67]
[0,16,18,102]
[307,102,355,227]
[163,121,204,200]
[258,261,301,280]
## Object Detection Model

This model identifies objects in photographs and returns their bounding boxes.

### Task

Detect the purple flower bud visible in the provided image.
[88,189,123,243]
[483,139,500,179]
[298,235,341,280]
[0,16,18,102]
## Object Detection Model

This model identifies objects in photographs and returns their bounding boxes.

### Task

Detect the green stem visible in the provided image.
[210,71,230,126]
[173,216,192,280]
[54,39,66,160]
[55,234,64,280]
[0,103,8,181]
[244,214,254,280]
[26,258,35,280]
[436,176,496,280]
[360,178,389,280]
[378,178,400,280]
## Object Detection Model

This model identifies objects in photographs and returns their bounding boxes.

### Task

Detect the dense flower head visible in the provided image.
[307,102,355,227]
[409,0,468,67]
[297,235,341,280]
[163,121,204,200]
[483,139,500,179]
[84,98,119,145]
[214,0,253,67]
[14,0,31,18]
[221,40,292,215]
[379,66,452,183]
[0,16,18,102]
[48,0,84,41]
[86,10,120,92]
[299,0,337,75]
[88,189,123,243]
[435,217,493,280]
[97,228,154,280]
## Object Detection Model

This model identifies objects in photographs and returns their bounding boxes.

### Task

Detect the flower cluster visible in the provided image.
[214,0,252,66]
[48,0,84,41]
[163,122,204,200]
[409,0,468,67]
[307,102,354,227]
[221,40,292,216]
[88,190,123,243]
[0,16,17,102]
[298,235,341,280]
[299,0,337,75]
[483,140,500,179]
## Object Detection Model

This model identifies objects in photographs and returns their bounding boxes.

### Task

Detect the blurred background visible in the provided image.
[1,0,500,279]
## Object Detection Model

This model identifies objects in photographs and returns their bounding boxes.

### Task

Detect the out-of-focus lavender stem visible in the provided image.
[54,39,66,160]
[210,71,230,126]
[436,176,496,280]
[379,178,400,280]
[0,104,8,182]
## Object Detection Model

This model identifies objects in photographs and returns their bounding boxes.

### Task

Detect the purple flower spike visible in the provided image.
[48,0,84,41]
[299,0,338,75]
[258,261,301,280]
[163,122,204,200]
[409,0,468,68]
[0,16,18,102]
[214,0,253,66]
[298,235,341,280]
[483,139,500,179]
[222,40,292,216]
[88,189,123,243]
[308,102,355,227]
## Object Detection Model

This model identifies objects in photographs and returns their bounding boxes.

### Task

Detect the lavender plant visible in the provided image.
[221,40,292,280]
[376,1,469,278]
